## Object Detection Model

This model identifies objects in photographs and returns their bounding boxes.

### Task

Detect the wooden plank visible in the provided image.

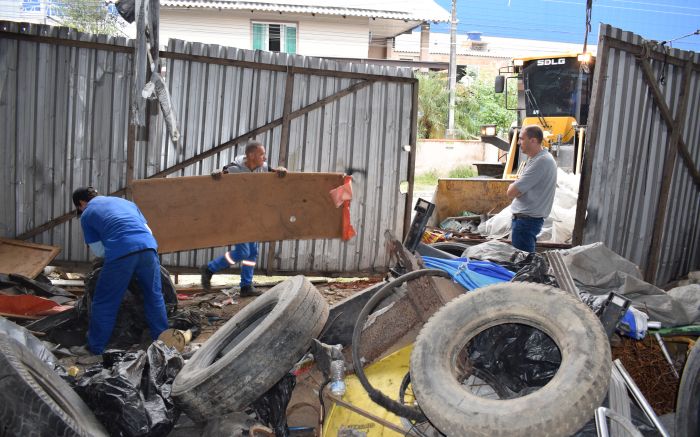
[434,179,513,223]
[0,238,61,278]
[132,172,345,254]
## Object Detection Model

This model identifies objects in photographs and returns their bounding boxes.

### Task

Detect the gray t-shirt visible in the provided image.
[510,149,557,218]
[224,155,269,174]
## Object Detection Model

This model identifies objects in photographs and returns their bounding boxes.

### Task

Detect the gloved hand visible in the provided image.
[211,170,223,179]
[274,166,287,177]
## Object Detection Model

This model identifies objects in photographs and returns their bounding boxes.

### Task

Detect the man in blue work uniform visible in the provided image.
[73,187,169,354]
[506,125,557,252]
[200,141,286,296]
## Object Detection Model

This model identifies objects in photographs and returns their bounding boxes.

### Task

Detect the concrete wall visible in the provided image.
[160,9,370,58]
[415,140,502,176]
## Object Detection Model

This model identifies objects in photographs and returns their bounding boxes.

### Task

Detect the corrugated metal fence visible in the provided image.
[0,21,417,275]
[574,24,700,285]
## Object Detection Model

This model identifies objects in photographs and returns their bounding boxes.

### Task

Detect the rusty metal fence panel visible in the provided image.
[576,24,700,285]
[0,21,415,275]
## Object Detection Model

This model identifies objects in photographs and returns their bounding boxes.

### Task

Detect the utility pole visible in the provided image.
[446,0,457,138]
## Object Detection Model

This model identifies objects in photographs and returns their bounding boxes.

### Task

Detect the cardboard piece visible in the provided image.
[132,172,346,254]
[0,238,61,279]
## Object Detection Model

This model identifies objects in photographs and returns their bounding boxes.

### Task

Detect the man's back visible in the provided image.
[80,196,157,261]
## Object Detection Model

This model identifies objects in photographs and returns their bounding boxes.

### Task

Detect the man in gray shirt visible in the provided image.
[200,141,286,296]
[506,125,557,252]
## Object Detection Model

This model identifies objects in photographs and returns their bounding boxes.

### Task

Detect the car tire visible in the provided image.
[0,335,108,437]
[676,342,700,437]
[410,282,611,437]
[171,276,329,422]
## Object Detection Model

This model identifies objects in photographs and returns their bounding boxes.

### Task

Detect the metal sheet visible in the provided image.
[581,24,700,285]
[1,21,415,275]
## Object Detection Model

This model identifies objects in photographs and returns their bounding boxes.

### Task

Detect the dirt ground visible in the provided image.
[170,274,382,343]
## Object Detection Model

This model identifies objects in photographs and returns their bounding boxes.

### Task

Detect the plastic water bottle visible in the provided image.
[329,359,346,397]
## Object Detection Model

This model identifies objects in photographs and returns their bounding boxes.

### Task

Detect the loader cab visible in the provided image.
[494,53,595,178]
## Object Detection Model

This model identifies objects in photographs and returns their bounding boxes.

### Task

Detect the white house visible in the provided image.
[158,0,450,59]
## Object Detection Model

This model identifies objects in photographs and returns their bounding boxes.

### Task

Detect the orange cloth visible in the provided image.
[329,176,356,240]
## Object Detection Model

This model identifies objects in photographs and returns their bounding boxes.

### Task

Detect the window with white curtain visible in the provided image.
[252,22,297,54]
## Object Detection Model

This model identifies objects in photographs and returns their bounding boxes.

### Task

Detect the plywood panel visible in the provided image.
[434,179,513,222]
[0,238,61,278]
[132,172,345,254]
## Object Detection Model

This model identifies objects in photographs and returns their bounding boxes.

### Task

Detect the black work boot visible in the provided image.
[240,285,262,297]
[200,265,213,291]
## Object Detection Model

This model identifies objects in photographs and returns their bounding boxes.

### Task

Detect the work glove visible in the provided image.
[274,166,287,177]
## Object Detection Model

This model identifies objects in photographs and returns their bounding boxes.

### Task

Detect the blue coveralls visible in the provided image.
[80,196,169,354]
[205,154,267,287]
[207,242,258,287]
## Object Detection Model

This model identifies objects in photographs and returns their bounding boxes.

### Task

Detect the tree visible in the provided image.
[417,72,449,139]
[416,71,516,140]
[49,0,126,36]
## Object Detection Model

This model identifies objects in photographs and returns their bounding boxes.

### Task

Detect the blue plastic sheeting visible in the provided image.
[422,257,515,291]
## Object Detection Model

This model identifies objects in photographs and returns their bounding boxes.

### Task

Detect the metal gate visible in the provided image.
[0,21,418,275]
[574,24,700,285]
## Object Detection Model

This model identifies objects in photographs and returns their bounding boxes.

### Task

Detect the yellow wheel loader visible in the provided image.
[434,53,595,224]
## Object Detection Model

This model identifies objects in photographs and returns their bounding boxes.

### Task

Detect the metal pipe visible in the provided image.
[594,407,609,437]
[654,333,679,378]
[613,359,670,437]
[595,407,644,437]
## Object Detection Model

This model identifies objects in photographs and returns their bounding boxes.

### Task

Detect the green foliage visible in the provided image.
[414,169,440,186]
[52,0,125,36]
[417,72,449,139]
[447,165,476,178]
[416,72,517,140]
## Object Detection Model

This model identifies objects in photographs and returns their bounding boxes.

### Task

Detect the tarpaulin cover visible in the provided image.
[562,243,700,326]
[74,342,184,437]
[422,257,514,291]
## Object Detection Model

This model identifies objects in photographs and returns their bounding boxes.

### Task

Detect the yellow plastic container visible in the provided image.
[323,345,413,436]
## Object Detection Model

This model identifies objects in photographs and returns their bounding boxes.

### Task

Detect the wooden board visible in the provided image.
[132,172,345,254]
[434,178,513,223]
[0,238,61,278]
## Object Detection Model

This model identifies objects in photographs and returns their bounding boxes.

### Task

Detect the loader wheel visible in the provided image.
[410,282,611,437]
[172,276,329,422]
[0,335,108,437]
[676,343,700,437]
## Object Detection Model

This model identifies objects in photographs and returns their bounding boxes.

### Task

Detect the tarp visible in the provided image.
[562,243,700,326]
[422,256,515,291]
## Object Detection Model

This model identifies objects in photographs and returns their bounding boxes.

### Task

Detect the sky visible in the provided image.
[432,0,700,52]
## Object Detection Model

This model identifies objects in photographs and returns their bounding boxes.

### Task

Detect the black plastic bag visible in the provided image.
[510,253,558,286]
[251,374,296,437]
[115,0,135,23]
[74,342,184,437]
[467,324,561,398]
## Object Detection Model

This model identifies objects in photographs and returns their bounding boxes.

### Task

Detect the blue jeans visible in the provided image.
[511,217,544,253]
[208,242,258,287]
[88,249,169,354]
